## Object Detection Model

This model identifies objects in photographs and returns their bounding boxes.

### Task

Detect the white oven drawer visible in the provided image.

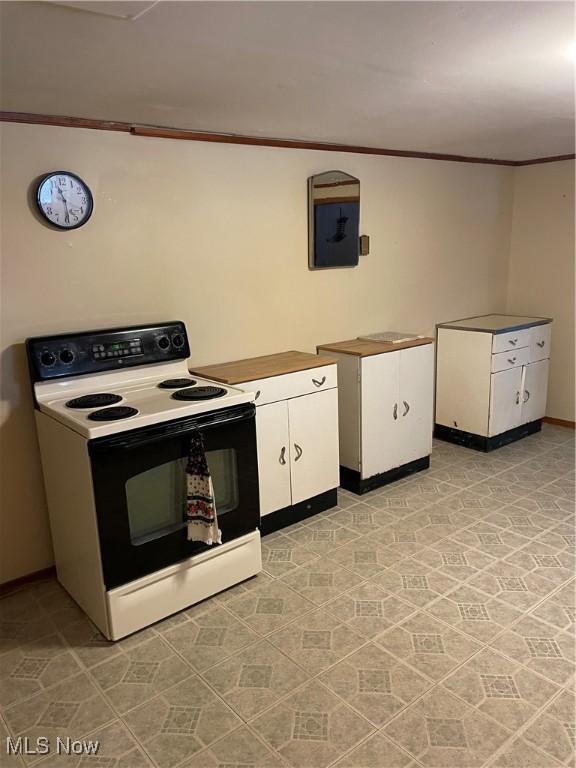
[529,324,551,362]
[492,328,531,354]
[491,347,530,373]
[239,364,337,406]
[106,531,261,640]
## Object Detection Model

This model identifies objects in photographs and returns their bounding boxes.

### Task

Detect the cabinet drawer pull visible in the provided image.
[279,446,286,465]
[537,341,545,348]
[508,338,518,346]
[393,403,398,420]
[312,376,326,388]
[294,443,303,461]
[254,390,261,401]
[402,400,410,416]
[507,357,517,364]
[523,390,530,403]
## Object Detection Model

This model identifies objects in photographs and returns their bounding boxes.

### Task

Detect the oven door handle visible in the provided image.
[89,403,256,453]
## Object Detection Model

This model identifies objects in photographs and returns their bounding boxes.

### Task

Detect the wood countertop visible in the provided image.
[317,337,434,357]
[190,350,337,385]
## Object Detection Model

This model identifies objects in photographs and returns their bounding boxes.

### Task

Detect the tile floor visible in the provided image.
[0,424,574,768]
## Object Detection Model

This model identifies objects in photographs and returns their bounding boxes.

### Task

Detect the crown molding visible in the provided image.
[1,111,573,166]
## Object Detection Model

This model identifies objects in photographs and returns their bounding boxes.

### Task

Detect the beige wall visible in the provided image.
[506,160,575,422]
[0,122,517,582]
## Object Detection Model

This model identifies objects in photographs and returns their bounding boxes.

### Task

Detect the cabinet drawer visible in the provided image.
[491,347,530,373]
[239,364,337,406]
[529,324,551,362]
[492,328,531,353]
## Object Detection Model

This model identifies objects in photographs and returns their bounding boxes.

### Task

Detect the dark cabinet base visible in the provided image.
[339,456,430,495]
[434,419,542,452]
[259,489,338,536]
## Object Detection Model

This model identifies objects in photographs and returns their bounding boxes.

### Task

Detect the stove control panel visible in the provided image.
[27,322,190,381]
[92,338,143,360]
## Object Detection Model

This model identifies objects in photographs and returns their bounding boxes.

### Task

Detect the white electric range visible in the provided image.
[28,322,261,639]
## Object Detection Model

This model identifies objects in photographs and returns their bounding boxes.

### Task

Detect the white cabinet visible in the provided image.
[361,351,398,478]
[489,367,523,437]
[317,338,435,494]
[397,344,436,467]
[288,388,339,505]
[522,359,550,424]
[255,388,339,515]
[436,314,552,450]
[255,401,292,516]
[192,352,339,533]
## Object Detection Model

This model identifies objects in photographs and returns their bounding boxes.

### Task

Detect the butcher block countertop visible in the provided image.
[317,337,434,357]
[190,350,337,385]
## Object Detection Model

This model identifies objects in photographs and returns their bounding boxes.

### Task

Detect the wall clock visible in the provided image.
[36,171,93,230]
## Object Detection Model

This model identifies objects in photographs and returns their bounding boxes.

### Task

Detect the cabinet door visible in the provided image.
[398,344,434,466]
[522,360,549,423]
[488,367,523,437]
[255,401,292,517]
[360,352,399,478]
[288,388,339,505]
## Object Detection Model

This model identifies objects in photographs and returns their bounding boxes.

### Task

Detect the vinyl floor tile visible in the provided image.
[323,582,415,640]
[382,685,510,766]
[319,642,432,726]
[34,720,154,767]
[442,647,560,731]
[159,604,259,672]
[489,615,575,687]
[521,689,576,765]
[201,639,309,719]
[331,731,416,768]
[266,608,365,675]
[89,636,192,715]
[376,611,481,681]
[181,725,285,767]
[123,675,242,768]
[251,680,375,768]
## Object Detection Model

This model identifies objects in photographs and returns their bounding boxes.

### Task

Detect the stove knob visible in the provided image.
[157,335,170,351]
[59,348,75,364]
[40,351,56,367]
[172,333,185,349]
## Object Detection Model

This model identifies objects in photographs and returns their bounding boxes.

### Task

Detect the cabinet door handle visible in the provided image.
[279,446,286,465]
[508,338,518,346]
[515,391,520,405]
[294,443,303,461]
[312,376,326,388]
[537,341,545,348]
[402,400,410,416]
[523,390,530,403]
[393,403,398,420]
[507,357,517,364]
[254,390,261,401]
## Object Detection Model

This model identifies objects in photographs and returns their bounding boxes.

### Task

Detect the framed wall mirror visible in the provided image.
[308,170,360,269]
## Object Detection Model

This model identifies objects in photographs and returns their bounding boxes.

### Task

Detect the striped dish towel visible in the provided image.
[185,433,222,545]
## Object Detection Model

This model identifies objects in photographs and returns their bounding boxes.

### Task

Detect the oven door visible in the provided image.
[89,403,259,589]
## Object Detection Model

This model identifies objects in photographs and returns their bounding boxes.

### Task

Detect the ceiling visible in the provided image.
[1,1,574,161]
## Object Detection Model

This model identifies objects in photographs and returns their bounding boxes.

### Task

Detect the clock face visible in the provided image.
[36,172,93,229]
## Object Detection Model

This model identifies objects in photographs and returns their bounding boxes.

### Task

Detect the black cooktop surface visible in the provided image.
[158,378,197,389]
[88,406,139,421]
[172,386,227,401]
[67,393,123,409]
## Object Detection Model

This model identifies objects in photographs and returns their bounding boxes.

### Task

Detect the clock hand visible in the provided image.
[57,186,70,224]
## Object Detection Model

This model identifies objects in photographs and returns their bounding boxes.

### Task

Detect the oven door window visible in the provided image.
[126,449,239,546]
